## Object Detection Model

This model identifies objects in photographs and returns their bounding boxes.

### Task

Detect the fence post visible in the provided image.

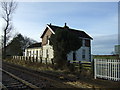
[110,59,112,80]
[106,59,108,79]
[29,56,31,62]
[108,59,110,80]
[45,58,47,64]
[79,61,82,72]
[51,59,54,65]
[115,60,117,81]
[40,57,42,63]
[118,60,119,81]
[94,59,96,79]
[20,56,22,60]
[114,60,115,81]
[36,57,37,62]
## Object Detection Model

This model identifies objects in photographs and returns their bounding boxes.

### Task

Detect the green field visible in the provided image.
[93,55,119,59]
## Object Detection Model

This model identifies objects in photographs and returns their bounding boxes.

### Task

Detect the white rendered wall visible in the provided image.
[42,44,54,60]
[67,46,91,62]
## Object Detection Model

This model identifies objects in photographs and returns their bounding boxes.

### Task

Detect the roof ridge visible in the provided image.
[45,24,93,39]
[48,24,83,31]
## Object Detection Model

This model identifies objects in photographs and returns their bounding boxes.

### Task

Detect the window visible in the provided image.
[82,49,85,60]
[73,51,76,61]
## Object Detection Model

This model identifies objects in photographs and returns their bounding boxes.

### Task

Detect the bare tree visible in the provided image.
[1,0,17,59]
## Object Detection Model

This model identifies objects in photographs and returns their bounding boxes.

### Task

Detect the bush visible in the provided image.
[68,63,75,72]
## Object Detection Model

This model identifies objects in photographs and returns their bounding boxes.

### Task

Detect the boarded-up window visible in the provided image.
[82,49,85,60]
[85,40,90,47]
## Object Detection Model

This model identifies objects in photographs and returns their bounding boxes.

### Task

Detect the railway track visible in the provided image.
[3,61,120,89]
[2,62,75,89]
[1,68,39,89]
[3,62,77,82]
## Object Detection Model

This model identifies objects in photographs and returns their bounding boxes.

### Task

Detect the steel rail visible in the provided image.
[1,68,39,89]
[3,63,75,88]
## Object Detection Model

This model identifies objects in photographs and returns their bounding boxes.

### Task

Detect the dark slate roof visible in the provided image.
[41,24,93,39]
[27,42,42,49]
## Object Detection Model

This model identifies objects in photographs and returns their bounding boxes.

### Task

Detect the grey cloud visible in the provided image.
[92,34,118,55]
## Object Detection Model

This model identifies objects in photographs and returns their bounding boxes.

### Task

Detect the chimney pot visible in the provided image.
[65,23,67,26]
[64,23,69,29]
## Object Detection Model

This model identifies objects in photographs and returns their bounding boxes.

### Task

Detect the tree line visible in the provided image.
[2,33,37,57]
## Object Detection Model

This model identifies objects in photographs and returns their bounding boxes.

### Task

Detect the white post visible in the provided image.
[118,59,119,81]
[105,59,108,79]
[101,59,103,78]
[115,60,116,81]
[117,60,119,81]
[104,59,107,79]
[94,59,97,79]
[108,59,109,80]
[116,60,118,81]
[111,60,113,80]
[98,59,100,78]
[110,59,111,80]
[114,60,115,81]
[103,59,105,78]
[25,56,26,61]
[107,59,108,79]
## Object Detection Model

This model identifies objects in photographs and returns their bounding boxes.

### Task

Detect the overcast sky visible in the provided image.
[0,1,119,55]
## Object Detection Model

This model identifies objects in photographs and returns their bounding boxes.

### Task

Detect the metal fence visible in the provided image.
[94,59,120,81]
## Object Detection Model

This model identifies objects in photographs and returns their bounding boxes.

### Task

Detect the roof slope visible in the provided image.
[27,42,42,49]
[41,24,93,39]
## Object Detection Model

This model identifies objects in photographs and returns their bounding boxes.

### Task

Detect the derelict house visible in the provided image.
[25,23,93,63]
[24,43,42,61]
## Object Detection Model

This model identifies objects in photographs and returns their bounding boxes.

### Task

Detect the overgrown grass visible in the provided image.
[4,58,54,71]
[3,58,93,78]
